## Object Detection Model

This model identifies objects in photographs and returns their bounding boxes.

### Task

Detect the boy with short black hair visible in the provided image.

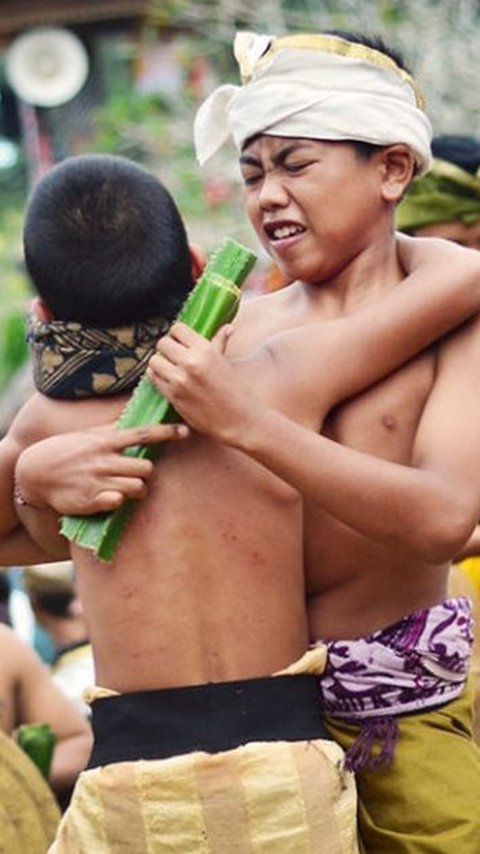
[24,153,192,328]
[0,153,198,565]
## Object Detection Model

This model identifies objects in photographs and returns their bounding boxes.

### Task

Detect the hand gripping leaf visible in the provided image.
[61,238,257,561]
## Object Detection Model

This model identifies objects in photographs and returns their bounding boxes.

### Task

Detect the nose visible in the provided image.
[258,171,289,212]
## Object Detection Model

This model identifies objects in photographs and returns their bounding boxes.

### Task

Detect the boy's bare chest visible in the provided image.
[322,351,436,462]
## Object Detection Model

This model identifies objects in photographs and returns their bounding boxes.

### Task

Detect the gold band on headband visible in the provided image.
[195,30,432,171]
[241,34,425,110]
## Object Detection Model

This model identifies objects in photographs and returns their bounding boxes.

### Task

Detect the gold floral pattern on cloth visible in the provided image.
[27,314,169,399]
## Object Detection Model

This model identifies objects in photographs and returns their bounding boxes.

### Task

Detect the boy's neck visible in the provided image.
[299,234,402,318]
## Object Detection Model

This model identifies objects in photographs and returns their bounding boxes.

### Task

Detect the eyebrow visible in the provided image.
[239,141,311,169]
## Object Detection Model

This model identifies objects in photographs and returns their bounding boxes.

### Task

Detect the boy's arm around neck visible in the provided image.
[143,237,480,563]
[149,235,480,447]
[0,433,24,535]
[313,234,480,408]
[396,233,480,318]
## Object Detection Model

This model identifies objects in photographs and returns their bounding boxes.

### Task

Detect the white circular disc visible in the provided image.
[5,27,89,107]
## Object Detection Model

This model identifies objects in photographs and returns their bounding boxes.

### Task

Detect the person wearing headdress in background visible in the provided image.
[0,619,92,806]
[397,133,480,249]
[23,561,94,718]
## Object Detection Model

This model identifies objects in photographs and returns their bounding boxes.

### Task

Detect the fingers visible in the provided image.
[212,324,233,355]
[107,422,189,452]
[146,323,234,418]
[167,322,205,346]
[14,422,189,517]
[90,490,125,513]
[165,320,233,355]
[152,322,232,373]
[93,479,148,511]
[72,474,151,515]
[155,333,190,366]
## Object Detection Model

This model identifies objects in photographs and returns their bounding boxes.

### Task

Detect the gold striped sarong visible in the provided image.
[49,650,359,853]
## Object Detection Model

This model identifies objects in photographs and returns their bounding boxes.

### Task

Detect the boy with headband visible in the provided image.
[151,30,480,852]
[12,31,480,854]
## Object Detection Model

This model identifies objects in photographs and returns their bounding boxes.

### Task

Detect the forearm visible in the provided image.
[15,505,69,559]
[0,524,58,567]
[49,728,92,797]
[396,233,480,318]
[232,406,475,562]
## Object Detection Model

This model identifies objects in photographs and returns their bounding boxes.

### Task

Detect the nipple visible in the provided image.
[382,414,397,431]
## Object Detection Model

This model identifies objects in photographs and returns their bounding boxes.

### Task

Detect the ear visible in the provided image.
[29,296,53,321]
[189,243,207,282]
[378,144,416,203]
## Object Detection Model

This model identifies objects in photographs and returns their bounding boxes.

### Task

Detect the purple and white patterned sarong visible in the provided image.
[318,597,474,770]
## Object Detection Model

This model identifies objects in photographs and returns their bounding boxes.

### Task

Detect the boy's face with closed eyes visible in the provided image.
[239,135,408,288]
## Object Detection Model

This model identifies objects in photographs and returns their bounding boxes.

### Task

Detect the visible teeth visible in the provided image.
[272,225,302,239]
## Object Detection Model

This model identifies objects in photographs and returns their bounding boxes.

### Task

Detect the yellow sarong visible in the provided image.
[49,650,359,853]
[449,562,480,744]
[0,730,60,854]
[327,686,480,854]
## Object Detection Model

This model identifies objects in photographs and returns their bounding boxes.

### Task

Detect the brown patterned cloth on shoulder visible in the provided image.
[27,313,169,400]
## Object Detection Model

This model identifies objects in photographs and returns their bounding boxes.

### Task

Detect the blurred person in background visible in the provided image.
[397,134,480,250]
[0,620,92,807]
[23,561,94,718]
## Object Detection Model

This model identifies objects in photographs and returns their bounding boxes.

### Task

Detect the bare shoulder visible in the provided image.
[9,391,128,449]
[228,283,302,356]
[7,394,53,448]
[233,287,285,329]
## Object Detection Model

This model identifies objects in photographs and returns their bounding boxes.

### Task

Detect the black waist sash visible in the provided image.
[87,674,330,768]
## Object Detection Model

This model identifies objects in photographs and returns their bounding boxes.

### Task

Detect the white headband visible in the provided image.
[194,32,432,175]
